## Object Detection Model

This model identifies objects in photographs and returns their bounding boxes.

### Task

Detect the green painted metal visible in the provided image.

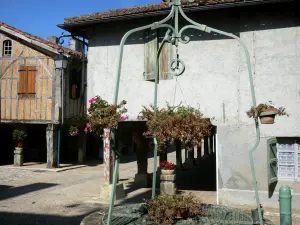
[279,185,292,225]
[107,0,264,224]
[267,138,278,185]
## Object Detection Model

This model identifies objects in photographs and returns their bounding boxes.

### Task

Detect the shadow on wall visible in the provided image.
[90,1,300,47]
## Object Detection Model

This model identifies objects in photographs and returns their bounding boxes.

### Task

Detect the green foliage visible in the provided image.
[69,125,79,136]
[246,101,289,118]
[145,193,202,224]
[12,129,27,142]
[139,103,211,149]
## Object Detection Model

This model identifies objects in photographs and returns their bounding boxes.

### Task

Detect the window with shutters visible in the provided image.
[144,29,174,82]
[18,66,36,98]
[2,40,12,57]
[276,138,300,180]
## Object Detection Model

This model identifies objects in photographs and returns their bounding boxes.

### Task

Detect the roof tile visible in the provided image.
[0,22,81,57]
[64,0,240,24]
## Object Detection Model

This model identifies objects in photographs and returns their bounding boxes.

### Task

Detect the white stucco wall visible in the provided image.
[87,7,300,209]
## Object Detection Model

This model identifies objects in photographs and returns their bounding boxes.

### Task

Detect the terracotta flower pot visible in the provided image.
[259,108,278,124]
[161,169,175,175]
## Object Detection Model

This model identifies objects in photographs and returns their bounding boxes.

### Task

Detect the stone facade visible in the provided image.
[85,2,300,209]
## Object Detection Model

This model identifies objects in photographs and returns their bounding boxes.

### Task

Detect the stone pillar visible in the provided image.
[175,140,183,169]
[160,174,176,195]
[209,135,214,155]
[185,144,195,167]
[99,128,125,203]
[103,128,114,184]
[133,131,149,188]
[204,136,209,155]
[197,142,202,160]
[78,126,86,163]
[46,124,58,168]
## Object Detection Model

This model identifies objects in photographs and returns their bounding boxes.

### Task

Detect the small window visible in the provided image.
[277,138,300,180]
[70,68,81,99]
[18,66,36,98]
[3,40,12,57]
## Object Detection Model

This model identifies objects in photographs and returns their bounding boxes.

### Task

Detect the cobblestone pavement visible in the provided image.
[0,165,107,225]
[0,168,39,183]
[0,153,299,225]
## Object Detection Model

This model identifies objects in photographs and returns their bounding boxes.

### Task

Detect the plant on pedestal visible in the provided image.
[160,161,176,175]
[247,101,289,124]
[12,128,27,166]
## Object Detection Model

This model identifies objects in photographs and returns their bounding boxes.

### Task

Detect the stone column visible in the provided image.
[133,130,149,188]
[185,144,195,167]
[46,124,58,168]
[99,128,125,203]
[175,140,183,169]
[78,126,86,163]
[209,135,214,155]
[204,136,209,155]
[103,128,114,184]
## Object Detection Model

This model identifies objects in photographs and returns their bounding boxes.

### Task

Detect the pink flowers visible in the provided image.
[120,115,129,121]
[84,124,89,133]
[88,96,101,104]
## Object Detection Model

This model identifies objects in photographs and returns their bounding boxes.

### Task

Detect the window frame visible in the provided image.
[277,139,300,181]
[3,39,13,57]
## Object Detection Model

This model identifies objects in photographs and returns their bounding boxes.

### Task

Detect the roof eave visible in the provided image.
[58,0,290,32]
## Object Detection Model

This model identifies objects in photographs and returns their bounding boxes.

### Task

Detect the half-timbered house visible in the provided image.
[0,22,87,168]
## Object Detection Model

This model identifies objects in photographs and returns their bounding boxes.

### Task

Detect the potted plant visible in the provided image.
[160,161,176,175]
[69,125,79,136]
[138,103,212,151]
[12,128,27,166]
[247,101,289,124]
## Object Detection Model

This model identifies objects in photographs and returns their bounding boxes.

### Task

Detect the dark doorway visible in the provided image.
[0,124,14,165]
[23,124,47,163]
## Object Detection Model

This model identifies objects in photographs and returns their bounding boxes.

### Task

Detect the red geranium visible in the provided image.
[17,142,23,148]
[160,161,175,170]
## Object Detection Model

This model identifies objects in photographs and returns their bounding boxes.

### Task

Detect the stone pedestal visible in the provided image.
[14,148,23,166]
[99,183,126,204]
[160,174,176,195]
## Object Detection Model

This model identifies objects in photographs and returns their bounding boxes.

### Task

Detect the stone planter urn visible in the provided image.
[161,169,175,175]
[14,147,23,166]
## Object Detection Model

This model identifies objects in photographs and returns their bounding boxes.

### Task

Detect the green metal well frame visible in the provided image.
[107,0,263,224]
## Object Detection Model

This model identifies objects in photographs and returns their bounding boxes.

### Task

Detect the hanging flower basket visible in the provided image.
[69,125,79,136]
[246,101,289,124]
[258,108,278,124]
